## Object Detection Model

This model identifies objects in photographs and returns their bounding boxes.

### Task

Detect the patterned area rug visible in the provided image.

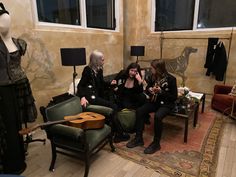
[112,110,224,177]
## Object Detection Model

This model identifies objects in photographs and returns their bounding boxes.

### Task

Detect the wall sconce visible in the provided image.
[61,48,86,95]
[130,46,145,63]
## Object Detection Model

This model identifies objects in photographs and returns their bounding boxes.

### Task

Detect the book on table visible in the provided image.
[188,91,204,101]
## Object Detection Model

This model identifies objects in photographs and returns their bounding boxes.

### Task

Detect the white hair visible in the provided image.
[88,50,104,71]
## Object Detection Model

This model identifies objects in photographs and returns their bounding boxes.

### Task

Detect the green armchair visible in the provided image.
[40,96,115,177]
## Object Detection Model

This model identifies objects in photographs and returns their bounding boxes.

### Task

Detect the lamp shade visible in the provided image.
[60,48,86,66]
[130,46,145,56]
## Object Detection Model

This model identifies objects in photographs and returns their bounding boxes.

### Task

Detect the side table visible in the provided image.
[170,92,205,143]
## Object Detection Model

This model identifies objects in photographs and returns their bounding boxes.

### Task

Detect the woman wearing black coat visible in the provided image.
[126,59,178,154]
[114,62,146,110]
[77,50,130,143]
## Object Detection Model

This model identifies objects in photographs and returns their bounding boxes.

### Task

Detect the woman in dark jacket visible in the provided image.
[77,50,130,143]
[126,59,178,154]
[114,62,146,110]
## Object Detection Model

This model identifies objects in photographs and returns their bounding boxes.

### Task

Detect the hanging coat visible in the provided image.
[212,42,228,81]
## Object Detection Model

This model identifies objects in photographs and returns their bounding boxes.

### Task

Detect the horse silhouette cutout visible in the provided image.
[165,47,198,86]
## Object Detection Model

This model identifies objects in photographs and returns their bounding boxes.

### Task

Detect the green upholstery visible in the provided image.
[46,96,82,121]
[85,104,113,118]
[117,109,136,133]
[42,96,114,177]
[85,125,111,150]
[49,124,111,151]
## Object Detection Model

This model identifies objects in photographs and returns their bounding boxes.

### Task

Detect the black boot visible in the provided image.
[144,115,151,125]
[143,141,161,154]
[126,136,144,148]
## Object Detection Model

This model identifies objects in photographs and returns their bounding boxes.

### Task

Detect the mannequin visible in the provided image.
[0,3,37,174]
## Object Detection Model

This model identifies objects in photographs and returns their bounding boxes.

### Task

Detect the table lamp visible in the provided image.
[130,46,145,63]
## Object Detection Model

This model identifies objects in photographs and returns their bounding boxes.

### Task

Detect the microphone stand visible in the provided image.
[73,65,78,95]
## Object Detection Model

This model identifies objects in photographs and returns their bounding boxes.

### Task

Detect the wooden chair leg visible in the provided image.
[109,134,115,152]
[49,141,57,171]
[84,153,90,177]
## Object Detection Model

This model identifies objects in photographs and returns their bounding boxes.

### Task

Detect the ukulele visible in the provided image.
[19,112,105,135]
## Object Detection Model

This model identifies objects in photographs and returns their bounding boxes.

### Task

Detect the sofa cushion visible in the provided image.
[117,109,136,133]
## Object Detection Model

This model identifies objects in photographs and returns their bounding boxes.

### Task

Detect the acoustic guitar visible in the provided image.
[19,112,105,135]
[64,112,105,130]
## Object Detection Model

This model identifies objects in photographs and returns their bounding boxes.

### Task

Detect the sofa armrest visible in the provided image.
[214,84,232,94]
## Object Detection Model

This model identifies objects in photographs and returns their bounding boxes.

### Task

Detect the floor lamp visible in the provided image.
[61,48,86,95]
[130,46,145,63]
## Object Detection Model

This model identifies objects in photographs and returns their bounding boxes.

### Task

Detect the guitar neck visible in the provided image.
[19,116,80,135]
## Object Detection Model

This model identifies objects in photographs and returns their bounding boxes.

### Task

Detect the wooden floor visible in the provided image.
[21,111,236,177]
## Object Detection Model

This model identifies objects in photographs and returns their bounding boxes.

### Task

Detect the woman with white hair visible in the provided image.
[77,50,130,143]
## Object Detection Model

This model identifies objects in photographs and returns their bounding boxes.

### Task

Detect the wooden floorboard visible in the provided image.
[21,109,236,177]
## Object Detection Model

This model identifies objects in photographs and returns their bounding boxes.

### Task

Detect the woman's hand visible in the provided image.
[80,97,89,107]
[148,86,161,94]
[111,79,117,85]
[135,72,143,84]
[153,85,161,94]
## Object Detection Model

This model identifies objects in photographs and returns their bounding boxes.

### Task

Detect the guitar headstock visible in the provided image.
[18,124,39,135]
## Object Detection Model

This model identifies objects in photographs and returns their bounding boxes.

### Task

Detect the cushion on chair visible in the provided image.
[50,124,111,151]
[49,124,84,141]
[117,109,136,133]
[85,125,111,150]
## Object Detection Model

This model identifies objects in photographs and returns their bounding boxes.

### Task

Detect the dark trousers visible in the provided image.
[135,102,172,144]
[88,96,124,135]
[118,93,147,110]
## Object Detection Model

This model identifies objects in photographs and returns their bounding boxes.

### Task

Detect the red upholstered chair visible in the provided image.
[211,84,236,114]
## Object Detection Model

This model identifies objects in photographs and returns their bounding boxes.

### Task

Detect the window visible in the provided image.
[154,0,236,31]
[35,0,116,30]
[37,0,81,25]
[86,0,116,29]
[198,0,236,29]
[155,0,195,31]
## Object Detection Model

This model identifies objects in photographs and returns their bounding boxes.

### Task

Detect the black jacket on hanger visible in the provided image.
[205,37,219,75]
[212,42,228,81]
[204,38,228,81]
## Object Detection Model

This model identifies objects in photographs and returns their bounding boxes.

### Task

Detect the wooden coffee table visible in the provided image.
[169,92,205,143]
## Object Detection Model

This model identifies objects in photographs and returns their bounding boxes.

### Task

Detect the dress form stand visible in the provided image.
[0,11,26,174]
[23,122,46,153]
[0,11,46,174]
[1,13,46,153]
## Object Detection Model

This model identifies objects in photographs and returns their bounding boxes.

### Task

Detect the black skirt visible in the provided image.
[15,78,37,123]
[0,84,26,174]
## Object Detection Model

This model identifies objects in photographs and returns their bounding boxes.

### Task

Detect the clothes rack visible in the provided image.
[159,28,233,84]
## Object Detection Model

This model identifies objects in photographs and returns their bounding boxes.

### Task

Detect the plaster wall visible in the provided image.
[1,0,124,113]
[124,0,236,95]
